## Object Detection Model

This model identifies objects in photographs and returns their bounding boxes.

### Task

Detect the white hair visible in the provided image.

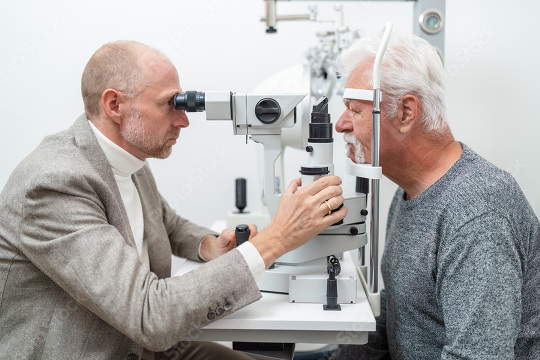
[337,32,447,132]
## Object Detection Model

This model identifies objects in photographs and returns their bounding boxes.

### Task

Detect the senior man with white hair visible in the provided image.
[330,33,540,359]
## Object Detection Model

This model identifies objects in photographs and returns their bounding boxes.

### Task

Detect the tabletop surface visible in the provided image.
[174,251,376,344]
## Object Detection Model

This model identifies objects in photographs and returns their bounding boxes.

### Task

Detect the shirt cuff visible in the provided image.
[237,241,266,284]
[198,239,208,262]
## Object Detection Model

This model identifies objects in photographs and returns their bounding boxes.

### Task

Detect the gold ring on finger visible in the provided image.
[324,200,332,215]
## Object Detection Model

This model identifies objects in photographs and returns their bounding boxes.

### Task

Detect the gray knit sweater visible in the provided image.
[332,144,539,359]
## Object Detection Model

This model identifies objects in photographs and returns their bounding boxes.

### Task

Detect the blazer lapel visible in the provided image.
[132,170,172,279]
[71,114,137,250]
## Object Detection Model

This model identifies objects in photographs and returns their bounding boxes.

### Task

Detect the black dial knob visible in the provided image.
[255,98,281,124]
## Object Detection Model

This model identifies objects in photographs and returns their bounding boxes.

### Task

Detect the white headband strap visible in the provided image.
[343,88,383,102]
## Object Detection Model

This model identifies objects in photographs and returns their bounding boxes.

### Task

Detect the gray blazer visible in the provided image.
[0,115,261,359]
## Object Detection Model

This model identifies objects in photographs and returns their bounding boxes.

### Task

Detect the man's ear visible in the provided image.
[101,89,124,125]
[397,94,420,134]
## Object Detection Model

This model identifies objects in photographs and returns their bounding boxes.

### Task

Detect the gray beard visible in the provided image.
[343,132,366,164]
[121,104,173,159]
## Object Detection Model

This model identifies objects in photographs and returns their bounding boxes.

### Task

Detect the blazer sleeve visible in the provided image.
[134,164,218,261]
[19,167,262,351]
[159,193,217,261]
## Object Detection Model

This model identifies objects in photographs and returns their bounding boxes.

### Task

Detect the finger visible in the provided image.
[321,205,348,227]
[284,178,302,195]
[220,229,235,243]
[226,237,236,250]
[320,199,333,216]
[301,176,342,196]
[319,195,345,215]
[247,223,258,239]
[328,195,345,212]
[312,185,344,207]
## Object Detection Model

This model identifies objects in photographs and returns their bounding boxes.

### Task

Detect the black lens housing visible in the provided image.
[173,91,205,112]
[308,96,333,143]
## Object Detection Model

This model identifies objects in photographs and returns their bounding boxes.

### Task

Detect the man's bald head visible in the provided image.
[81,40,166,119]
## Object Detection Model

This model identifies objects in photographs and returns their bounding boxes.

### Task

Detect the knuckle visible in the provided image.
[319,176,331,186]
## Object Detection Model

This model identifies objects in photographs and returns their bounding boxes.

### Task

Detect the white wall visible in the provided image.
[1,1,539,277]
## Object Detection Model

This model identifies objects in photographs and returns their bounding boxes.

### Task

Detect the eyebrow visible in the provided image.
[343,99,359,108]
[160,91,178,103]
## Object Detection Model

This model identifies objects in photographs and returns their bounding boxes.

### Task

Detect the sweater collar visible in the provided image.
[88,121,146,177]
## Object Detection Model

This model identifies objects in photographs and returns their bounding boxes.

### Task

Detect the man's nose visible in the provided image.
[335,110,352,133]
[173,110,190,128]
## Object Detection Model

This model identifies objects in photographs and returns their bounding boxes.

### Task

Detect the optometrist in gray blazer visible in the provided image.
[0,41,347,360]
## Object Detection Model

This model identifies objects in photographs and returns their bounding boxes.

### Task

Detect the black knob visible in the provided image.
[350,227,359,236]
[235,178,247,213]
[255,98,281,124]
[235,224,250,247]
[361,209,368,216]
[323,268,341,311]
[356,177,369,195]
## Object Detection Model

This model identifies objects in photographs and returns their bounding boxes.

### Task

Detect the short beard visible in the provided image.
[121,102,173,159]
[343,132,366,164]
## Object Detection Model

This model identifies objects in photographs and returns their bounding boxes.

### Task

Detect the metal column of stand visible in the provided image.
[369,87,382,295]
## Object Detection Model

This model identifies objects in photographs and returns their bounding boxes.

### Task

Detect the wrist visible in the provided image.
[249,225,286,268]
[199,235,215,261]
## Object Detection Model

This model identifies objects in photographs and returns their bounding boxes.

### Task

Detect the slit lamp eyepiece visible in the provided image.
[173,91,206,112]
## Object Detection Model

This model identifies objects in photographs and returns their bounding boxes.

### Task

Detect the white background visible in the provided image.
[1,1,539,277]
